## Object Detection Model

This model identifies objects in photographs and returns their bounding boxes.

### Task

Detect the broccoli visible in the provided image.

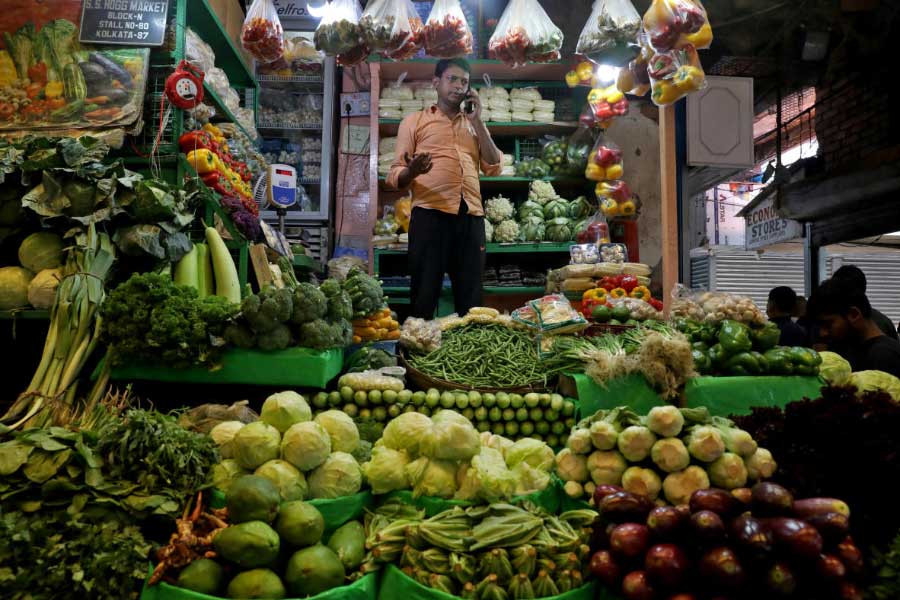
[259,286,293,323]
[319,278,342,298]
[291,282,328,324]
[327,290,354,321]
[198,295,240,337]
[343,268,386,318]
[297,318,341,349]
[335,318,353,346]
[241,293,279,333]
[224,322,257,349]
[257,322,292,351]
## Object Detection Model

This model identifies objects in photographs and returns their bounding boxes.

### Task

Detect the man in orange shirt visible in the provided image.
[386,59,502,318]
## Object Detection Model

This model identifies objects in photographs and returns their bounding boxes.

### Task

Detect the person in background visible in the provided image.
[832,265,899,341]
[793,294,817,346]
[766,286,808,346]
[808,278,900,377]
[387,58,502,318]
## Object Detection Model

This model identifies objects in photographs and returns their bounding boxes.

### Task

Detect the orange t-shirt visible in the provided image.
[386,106,502,216]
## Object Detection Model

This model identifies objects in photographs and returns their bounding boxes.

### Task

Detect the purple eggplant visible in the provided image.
[751,482,794,516]
[690,488,743,518]
[644,543,690,589]
[690,510,726,545]
[730,487,752,507]
[610,523,652,561]
[836,537,864,576]
[698,546,745,590]
[764,562,797,596]
[817,553,847,582]
[621,570,656,600]
[647,506,688,541]
[600,491,656,524]
[838,581,863,600]
[793,497,850,519]
[590,550,622,586]
[763,518,823,560]
[806,512,850,547]
[593,484,625,505]
[729,514,773,562]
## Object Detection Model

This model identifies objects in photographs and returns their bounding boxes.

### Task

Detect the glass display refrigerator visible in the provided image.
[254,16,336,263]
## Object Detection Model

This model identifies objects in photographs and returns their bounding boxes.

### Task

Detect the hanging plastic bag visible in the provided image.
[360,0,424,61]
[241,0,285,63]
[423,0,473,58]
[643,0,712,52]
[585,134,623,182]
[617,33,652,96]
[314,0,366,57]
[587,84,629,127]
[487,0,563,67]
[576,0,642,66]
[595,180,640,220]
[575,210,611,245]
[565,126,595,176]
[649,44,706,106]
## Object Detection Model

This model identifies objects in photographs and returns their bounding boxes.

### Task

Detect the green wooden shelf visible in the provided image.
[185,0,255,88]
[0,309,50,320]
[378,119,578,136]
[375,242,574,255]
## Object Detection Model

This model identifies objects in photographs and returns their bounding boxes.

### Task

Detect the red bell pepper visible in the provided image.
[201,171,236,197]
[581,297,606,319]
[179,131,213,153]
[619,274,639,293]
[648,298,664,312]
[599,276,619,292]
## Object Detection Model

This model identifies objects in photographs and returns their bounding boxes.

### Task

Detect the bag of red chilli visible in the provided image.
[423,0,473,58]
[488,0,563,67]
[360,0,424,61]
[241,0,285,63]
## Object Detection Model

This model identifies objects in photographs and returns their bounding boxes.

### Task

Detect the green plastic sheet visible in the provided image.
[572,373,663,417]
[141,570,377,600]
[310,491,374,533]
[381,479,561,517]
[377,565,598,600]
[684,376,825,416]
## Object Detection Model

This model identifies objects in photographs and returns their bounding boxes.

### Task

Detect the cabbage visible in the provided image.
[479,431,514,457]
[255,459,308,501]
[545,218,573,242]
[233,421,281,470]
[314,410,360,453]
[518,199,544,221]
[212,459,250,494]
[18,231,64,272]
[849,370,900,402]
[505,438,554,472]
[361,446,410,494]
[518,216,545,242]
[27,268,61,310]
[511,461,550,496]
[308,452,362,499]
[569,196,593,220]
[382,412,433,457]
[819,351,852,386]
[0,266,33,310]
[281,422,332,471]
[455,446,516,503]
[404,457,457,498]
[542,199,569,220]
[421,410,480,462]
[209,420,245,459]
[261,391,312,433]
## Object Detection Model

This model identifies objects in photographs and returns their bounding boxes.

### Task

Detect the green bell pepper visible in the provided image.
[692,341,710,352]
[752,321,781,351]
[718,319,753,354]
[699,323,718,345]
[786,346,822,375]
[708,343,728,371]
[692,349,713,375]
[726,351,761,376]
[764,347,794,375]
[750,351,770,374]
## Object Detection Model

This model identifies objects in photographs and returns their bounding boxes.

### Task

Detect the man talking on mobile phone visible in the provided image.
[386,58,503,318]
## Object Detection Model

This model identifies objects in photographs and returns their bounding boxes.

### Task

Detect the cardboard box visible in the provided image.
[224,0,253,67]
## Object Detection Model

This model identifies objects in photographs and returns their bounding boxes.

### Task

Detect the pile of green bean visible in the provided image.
[407,323,556,388]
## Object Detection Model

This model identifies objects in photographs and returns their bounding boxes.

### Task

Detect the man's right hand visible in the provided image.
[405,152,433,178]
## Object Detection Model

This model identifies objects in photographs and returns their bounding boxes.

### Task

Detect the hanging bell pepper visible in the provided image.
[565,70,581,88]
[187,149,217,174]
[630,285,651,300]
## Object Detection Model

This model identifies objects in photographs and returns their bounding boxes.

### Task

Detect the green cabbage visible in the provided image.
[849,370,900,402]
[542,199,569,220]
[362,446,410,494]
[421,410,480,462]
[382,412,433,457]
[261,391,312,433]
[209,421,245,459]
[281,422,332,471]
[233,421,281,470]
[307,452,362,499]
[314,410,360,453]
[18,232,64,272]
[518,199,544,221]
[455,446,516,503]
[544,218,573,242]
[0,266,33,310]
[404,457,457,498]
[511,462,550,496]
[505,438,554,472]
[255,459,308,501]
[819,351,852,386]
[211,459,250,494]
[518,216,545,242]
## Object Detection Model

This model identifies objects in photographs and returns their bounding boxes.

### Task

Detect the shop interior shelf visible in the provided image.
[185,0,255,88]
[373,57,569,82]
[378,176,584,188]
[0,310,50,320]
[378,119,578,137]
[299,178,322,185]
[375,242,574,255]
[380,285,544,295]
[203,82,254,141]
[257,74,324,84]
[258,124,324,132]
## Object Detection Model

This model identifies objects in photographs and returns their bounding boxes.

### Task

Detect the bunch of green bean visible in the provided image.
[408,323,548,388]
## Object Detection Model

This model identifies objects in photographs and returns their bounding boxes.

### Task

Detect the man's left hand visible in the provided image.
[465,88,483,123]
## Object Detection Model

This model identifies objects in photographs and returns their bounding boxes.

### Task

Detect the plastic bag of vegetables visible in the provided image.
[487,0,563,67]
[576,0,642,66]
[423,0,473,58]
[314,0,368,65]
[541,137,568,173]
[242,0,285,64]
[360,0,424,61]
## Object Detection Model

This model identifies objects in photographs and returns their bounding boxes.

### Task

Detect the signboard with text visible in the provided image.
[80,0,168,46]
[744,195,803,250]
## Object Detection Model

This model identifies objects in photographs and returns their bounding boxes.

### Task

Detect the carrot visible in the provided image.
[85,96,110,105]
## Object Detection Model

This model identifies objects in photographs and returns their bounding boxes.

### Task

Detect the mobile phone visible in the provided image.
[464,88,475,114]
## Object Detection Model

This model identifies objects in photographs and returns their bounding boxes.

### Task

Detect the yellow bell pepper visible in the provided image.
[605,164,624,180]
[686,23,713,50]
[0,51,17,86]
[585,163,605,181]
[186,149,217,174]
[619,200,637,217]
[673,66,705,92]
[616,69,636,95]
[599,196,619,217]
[587,88,604,105]
[652,80,683,106]
[576,61,594,81]
[583,288,608,303]
[203,123,223,137]
[44,81,64,99]
[603,86,624,104]
[565,70,581,88]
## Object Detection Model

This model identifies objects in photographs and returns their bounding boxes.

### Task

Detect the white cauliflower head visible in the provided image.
[484,219,494,243]
[528,180,559,205]
[485,196,515,224]
[494,220,520,243]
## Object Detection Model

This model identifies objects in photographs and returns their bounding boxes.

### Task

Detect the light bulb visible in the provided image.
[594,64,620,85]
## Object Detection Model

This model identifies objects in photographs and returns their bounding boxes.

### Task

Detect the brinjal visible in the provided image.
[646,506,687,541]
[600,491,656,524]
[589,550,622,586]
[610,523,651,561]
[665,595,698,600]
[764,562,797,596]
[729,514,773,562]
[805,512,850,547]
[730,487,752,506]
[690,510,726,545]
[690,488,743,518]
[590,522,614,550]
[89,52,133,88]
[793,498,851,519]
[838,581,863,600]
[593,484,625,506]
[698,546,745,590]
[751,482,794,516]
[764,518,823,559]
[836,537,864,576]
[621,570,656,600]
[817,553,847,581]
[644,543,690,589]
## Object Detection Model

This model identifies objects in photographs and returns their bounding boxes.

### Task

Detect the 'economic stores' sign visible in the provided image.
[744,195,803,250]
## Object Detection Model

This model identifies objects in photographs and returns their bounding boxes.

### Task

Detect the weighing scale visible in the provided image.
[266,164,298,233]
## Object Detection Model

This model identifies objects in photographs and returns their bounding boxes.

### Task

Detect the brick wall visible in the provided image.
[814,75,895,172]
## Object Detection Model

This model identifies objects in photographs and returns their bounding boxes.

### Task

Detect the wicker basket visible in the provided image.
[399,351,553,394]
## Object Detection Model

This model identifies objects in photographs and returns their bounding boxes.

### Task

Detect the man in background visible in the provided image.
[832,265,898,341]
[808,278,900,377]
[766,286,808,346]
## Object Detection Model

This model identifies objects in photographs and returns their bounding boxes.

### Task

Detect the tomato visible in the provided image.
[0,102,14,119]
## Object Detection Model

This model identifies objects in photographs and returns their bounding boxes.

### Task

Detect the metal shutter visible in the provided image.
[711,251,807,310]
[824,252,900,324]
[691,255,710,289]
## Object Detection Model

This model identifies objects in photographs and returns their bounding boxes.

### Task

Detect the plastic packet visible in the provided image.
[314,0,365,56]
[540,136,568,173]
[511,305,539,329]
[576,0,642,66]
[242,0,285,64]
[382,73,415,100]
[423,0,473,58]
[374,205,400,235]
[529,294,588,334]
[600,243,628,263]
[643,0,712,52]
[185,28,216,72]
[617,33,653,96]
[510,87,542,102]
[587,84,629,128]
[575,210,611,245]
[608,296,661,321]
[595,180,639,220]
[649,44,706,106]
[487,0,563,67]
[360,0,424,61]
[585,135,623,182]
[565,60,596,88]
[570,243,600,265]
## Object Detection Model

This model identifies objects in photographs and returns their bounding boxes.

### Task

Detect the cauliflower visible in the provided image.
[485,196,514,224]
[494,220,520,243]
[291,283,328,324]
[528,180,559,205]
[484,219,494,243]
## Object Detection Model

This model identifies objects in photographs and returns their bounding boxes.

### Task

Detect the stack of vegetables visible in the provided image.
[359,500,597,598]
[677,318,822,377]
[182,126,254,201]
[589,482,863,599]
[513,180,588,243]
[210,391,364,501]
[352,307,400,343]
[154,479,367,599]
[548,263,653,303]
[359,410,557,501]
[555,406,774,506]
